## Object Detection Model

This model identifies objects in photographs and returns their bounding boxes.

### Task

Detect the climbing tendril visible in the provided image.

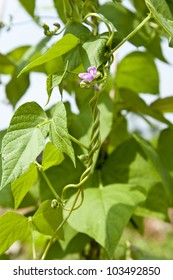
[62,89,101,209]
[41,89,101,260]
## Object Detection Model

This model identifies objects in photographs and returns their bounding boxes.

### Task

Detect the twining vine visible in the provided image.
[1,0,172,260]
[37,10,157,260]
[40,83,101,260]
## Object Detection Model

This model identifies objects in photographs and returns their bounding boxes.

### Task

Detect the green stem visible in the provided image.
[29,217,37,260]
[40,168,61,202]
[83,12,114,48]
[41,89,101,260]
[37,119,51,128]
[109,13,152,55]
[41,187,82,260]
[69,134,89,151]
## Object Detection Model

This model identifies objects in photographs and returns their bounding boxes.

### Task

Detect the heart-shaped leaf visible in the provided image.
[49,102,76,166]
[134,133,173,205]
[116,51,159,94]
[32,200,64,239]
[66,184,146,257]
[0,212,29,255]
[1,102,48,188]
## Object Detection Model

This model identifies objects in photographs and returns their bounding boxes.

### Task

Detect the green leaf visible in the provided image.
[19,34,79,75]
[64,23,106,70]
[46,74,53,102]
[101,135,169,221]
[119,89,171,125]
[129,154,160,191]
[169,36,173,47]
[19,0,36,18]
[63,22,93,71]
[66,184,146,257]
[80,33,108,68]
[42,142,64,171]
[19,192,37,209]
[16,37,51,74]
[68,92,113,151]
[39,158,84,201]
[0,54,15,74]
[135,182,169,221]
[46,61,68,104]
[166,0,173,15]
[158,128,173,171]
[116,51,159,94]
[145,0,173,39]
[7,46,30,63]
[0,212,29,255]
[0,130,6,151]
[1,102,48,188]
[11,163,38,209]
[128,154,169,220]
[101,138,138,185]
[146,35,167,62]
[99,2,136,38]
[32,200,64,239]
[65,22,92,44]
[59,223,78,251]
[134,134,173,205]
[63,46,82,71]
[53,0,67,23]
[108,115,130,152]
[49,102,76,166]
[99,93,114,144]
[132,0,148,14]
[150,96,173,113]
[6,73,30,107]
[99,2,151,47]
[0,185,14,208]
[0,131,6,187]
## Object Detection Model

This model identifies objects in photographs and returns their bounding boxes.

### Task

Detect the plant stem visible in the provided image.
[37,119,51,128]
[83,12,114,48]
[41,89,101,260]
[109,13,152,55]
[40,169,61,201]
[41,187,82,260]
[69,134,89,150]
[29,217,37,260]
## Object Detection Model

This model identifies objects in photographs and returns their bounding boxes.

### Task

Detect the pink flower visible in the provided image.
[78,66,97,83]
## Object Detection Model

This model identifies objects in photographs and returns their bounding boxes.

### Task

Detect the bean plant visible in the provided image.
[0,0,173,260]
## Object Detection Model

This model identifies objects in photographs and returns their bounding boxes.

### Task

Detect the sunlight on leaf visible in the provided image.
[49,102,76,166]
[134,134,173,206]
[11,163,38,209]
[116,51,159,94]
[0,212,29,255]
[1,102,48,188]
[42,142,64,171]
[19,34,79,75]
[66,184,146,257]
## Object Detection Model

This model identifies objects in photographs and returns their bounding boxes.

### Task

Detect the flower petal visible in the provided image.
[78,72,88,79]
[86,73,95,82]
[88,66,97,76]
[78,66,97,83]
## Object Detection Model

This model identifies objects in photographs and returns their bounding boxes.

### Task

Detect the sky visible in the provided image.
[0,0,173,131]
